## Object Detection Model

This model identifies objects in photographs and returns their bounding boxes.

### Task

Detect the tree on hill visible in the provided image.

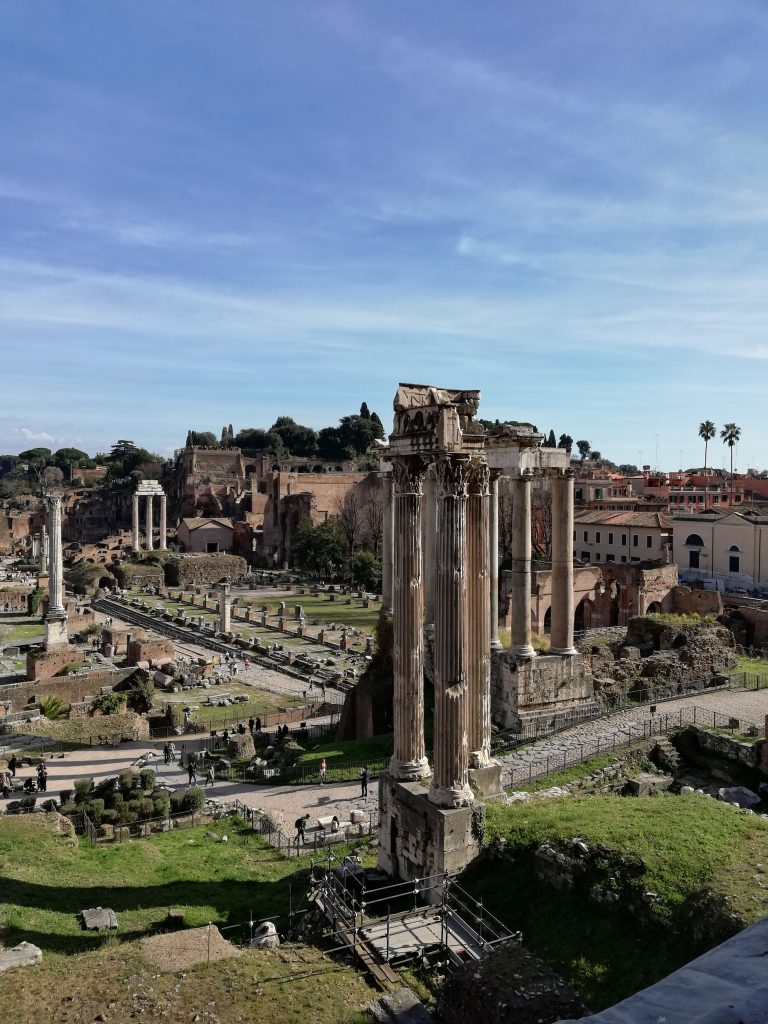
[360,402,370,419]
[53,447,94,478]
[106,440,158,480]
[576,440,591,461]
[187,431,218,448]
[269,416,318,458]
[294,516,348,577]
[558,434,573,454]
[0,455,18,477]
[618,464,639,475]
[546,429,556,447]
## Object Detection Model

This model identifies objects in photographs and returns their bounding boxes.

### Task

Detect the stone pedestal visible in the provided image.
[378,775,481,896]
[468,762,504,798]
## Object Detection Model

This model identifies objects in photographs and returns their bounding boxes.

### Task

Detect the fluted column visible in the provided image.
[550,470,576,655]
[422,469,437,629]
[159,494,167,550]
[510,472,535,658]
[132,494,140,551]
[47,496,65,617]
[489,472,502,650]
[429,456,473,807]
[39,525,48,573]
[145,494,154,551]
[390,458,430,781]
[381,474,394,615]
[467,460,491,768]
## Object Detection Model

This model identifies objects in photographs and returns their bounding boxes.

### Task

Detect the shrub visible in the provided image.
[92,693,125,716]
[101,808,118,825]
[119,769,136,794]
[139,798,154,818]
[153,796,170,817]
[38,695,68,720]
[54,663,83,677]
[108,792,125,812]
[60,801,77,816]
[181,787,205,812]
[169,791,185,814]
[127,676,155,714]
[59,788,72,805]
[139,768,156,791]
[73,777,93,803]
[28,587,45,615]
[87,798,105,824]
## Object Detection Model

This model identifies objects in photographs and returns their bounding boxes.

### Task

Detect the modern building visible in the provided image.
[672,506,768,593]
[573,510,672,565]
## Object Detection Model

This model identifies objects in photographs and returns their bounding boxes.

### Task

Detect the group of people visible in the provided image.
[1,755,48,797]
[186,753,215,788]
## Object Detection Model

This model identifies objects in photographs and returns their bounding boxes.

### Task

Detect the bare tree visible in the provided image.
[531,478,552,559]
[336,490,364,555]
[498,489,515,564]
[363,491,385,556]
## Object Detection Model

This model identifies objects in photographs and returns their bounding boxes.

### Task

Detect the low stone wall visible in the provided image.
[126,637,175,667]
[491,651,595,730]
[677,724,762,770]
[26,648,86,682]
[0,588,29,613]
[0,669,135,711]
[112,563,165,589]
[164,553,248,586]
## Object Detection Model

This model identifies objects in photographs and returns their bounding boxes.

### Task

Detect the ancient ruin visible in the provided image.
[132,480,167,552]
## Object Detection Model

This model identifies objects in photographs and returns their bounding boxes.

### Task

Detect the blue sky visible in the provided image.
[1,1,767,470]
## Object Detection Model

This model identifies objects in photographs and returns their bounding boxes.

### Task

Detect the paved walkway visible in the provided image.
[498,687,768,785]
[5,737,377,831]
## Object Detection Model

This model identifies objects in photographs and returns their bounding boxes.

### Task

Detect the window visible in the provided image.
[583,531,588,542]
[685,533,704,547]
[621,533,627,545]
[595,531,601,543]
[620,555,627,563]
[631,557,639,563]
[689,550,700,569]
[729,555,740,573]
[608,532,614,544]
[633,534,639,547]
[206,541,219,553]
[594,552,601,561]
[646,536,652,548]
[606,554,615,562]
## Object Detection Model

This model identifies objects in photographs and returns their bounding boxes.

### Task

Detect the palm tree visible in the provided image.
[698,421,716,508]
[720,423,741,505]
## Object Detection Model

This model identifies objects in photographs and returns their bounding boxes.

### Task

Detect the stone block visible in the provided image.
[0,941,43,974]
[81,907,118,930]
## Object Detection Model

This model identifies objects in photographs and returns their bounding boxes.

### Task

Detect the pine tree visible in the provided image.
[547,429,556,447]
[360,402,371,419]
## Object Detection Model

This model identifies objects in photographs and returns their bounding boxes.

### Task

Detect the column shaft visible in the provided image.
[390,459,429,781]
[429,457,473,807]
[47,496,65,616]
[145,495,154,551]
[381,475,394,614]
[550,472,576,655]
[159,494,167,550]
[467,461,491,768]
[489,473,502,649]
[132,494,140,551]
[510,474,535,657]
[422,470,437,628]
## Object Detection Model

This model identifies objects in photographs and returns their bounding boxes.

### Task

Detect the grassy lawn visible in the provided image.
[10,714,144,745]
[0,622,45,644]
[0,814,372,958]
[510,752,620,792]
[462,793,768,1010]
[295,732,393,767]
[184,693,306,725]
[255,594,379,634]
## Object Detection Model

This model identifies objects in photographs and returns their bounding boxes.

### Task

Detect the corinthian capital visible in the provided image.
[466,458,490,496]
[392,457,428,495]
[434,455,471,498]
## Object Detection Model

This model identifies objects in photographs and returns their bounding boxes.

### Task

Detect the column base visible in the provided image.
[550,646,578,656]
[389,756,431,783]
[44,612,69,650]
[469,748,491,770]
[510,643,536,659]
[427,780,474,808]
[468,762,504,798]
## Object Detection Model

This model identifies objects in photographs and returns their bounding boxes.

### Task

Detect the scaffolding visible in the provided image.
[289,850,517,989]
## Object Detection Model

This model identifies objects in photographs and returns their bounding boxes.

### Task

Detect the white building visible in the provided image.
[672,507,768,594]
[573,510,672,565]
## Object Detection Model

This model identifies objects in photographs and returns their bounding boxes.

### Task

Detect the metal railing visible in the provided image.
[503,703,764,789]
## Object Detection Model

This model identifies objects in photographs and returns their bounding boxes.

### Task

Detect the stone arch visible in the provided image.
[543,606,552,634]
[647,600,662,614]
[685,533,704,547]
[574,596,594,631]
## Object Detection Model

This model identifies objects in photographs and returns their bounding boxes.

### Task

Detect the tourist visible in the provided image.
[8,754,18,778]
[187,757,197,785]
[163,742,171,765]
[294,812,310,845]
[0,770,10,799]
[255,716,261,733]
[222,729,230,744]
[248,717,255,734]
[360,766,369,799]
[36,763,48,792]
[331,815,340,833]
[319,758,327,785]
[205,765,215,787]
[168,742,177,762]
[237,722,245,735]
[23,776,37,794]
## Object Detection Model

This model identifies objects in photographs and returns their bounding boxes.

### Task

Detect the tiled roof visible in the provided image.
[179,517,233,530]
[573,510,671,529]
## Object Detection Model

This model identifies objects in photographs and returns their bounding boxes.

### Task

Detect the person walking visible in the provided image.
[163,742,171,765]
[36,763,48,793]
[255,716,262,733]
[205,765,215,788]
[319,758,327,785]
[295,812,310,846]
[187,756,197,786]
[248,717,255,734]
[1,770,11,799]
[168,742,177,762]
[360,765,370,799]
[8,754,17,778]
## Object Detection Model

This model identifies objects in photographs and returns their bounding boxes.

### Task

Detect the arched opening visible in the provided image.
[729,545,741,573]
[543,606,551,635]
[647,601,662,615]
[685,533,704,570]
[574,597,594,631]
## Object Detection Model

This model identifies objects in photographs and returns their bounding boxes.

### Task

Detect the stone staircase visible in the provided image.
[651,736,688,776]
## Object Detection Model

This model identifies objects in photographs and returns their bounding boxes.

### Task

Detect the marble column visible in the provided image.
[489,472,502,650]
[509,472,535,658]
[381,474,394,615]
[44,495,68,648]
[219,581,231,633]
[159,494,167,551]
[145,494,154,551]
[429,456,473,807]
[550,470,576,655]
[390,457,430,781]
[132,493,140,551]
[467,459,491,768]
[422,468,437,629]
[39,525,49,574]
[31,534,39,562]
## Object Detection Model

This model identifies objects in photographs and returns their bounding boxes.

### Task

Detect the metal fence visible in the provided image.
[503,702,764,789]
[215,756,387,788]
[149,703,339,740]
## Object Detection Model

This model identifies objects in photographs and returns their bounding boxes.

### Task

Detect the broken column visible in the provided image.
[44,495,68,649]
[550,469,576,655]
[132,492,140,551]
[509,471,535,658]
[429,455,473,808]
[389,456,430,782]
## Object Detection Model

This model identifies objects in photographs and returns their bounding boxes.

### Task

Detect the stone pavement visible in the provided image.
[497,687,768,787]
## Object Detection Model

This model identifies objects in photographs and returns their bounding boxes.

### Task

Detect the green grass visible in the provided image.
[462,793,768,1010]
[295,732,393,767]
[511,752,620,792]
[0,622,45,643]
[184,693,306,725]
[251,593,378,634]
[0,813,372,959]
